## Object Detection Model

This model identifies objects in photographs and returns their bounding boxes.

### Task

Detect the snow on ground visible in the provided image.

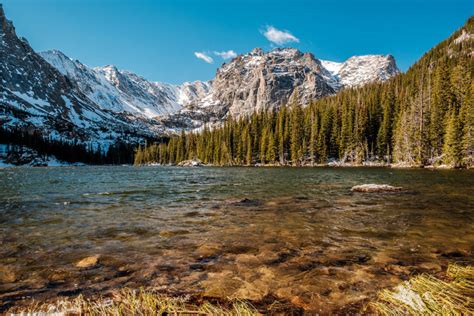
[0,161,15,167]
[0,143,86,167]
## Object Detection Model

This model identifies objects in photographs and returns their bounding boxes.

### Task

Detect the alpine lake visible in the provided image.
[0,166,473,313]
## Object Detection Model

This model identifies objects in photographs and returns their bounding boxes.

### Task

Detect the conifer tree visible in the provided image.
[443,110,463,167]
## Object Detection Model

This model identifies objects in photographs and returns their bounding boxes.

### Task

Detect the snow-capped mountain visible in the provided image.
[41,47,399,131]
[39,50,211,119]
[201,48,336,118]
[161,48,400,128]
[1,4,399,148]
[0,5,163,147]
[321,55,399,88]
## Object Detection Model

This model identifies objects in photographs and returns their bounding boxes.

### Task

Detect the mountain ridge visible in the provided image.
[134,15,473,168]
[1,3,400,162]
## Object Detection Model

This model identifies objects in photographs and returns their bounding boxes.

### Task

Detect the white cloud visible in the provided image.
[194,52,214,63]
[262,26,299,45]
[213,50,237,60]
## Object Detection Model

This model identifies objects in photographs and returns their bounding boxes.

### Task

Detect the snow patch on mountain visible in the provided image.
[320,60,344,75]
[320,55,399,88]
[40,50,211,120]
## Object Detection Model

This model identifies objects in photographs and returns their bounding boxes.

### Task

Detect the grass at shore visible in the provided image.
[7,288,260,316]
[7,264,473,315]
[367,264,474,315]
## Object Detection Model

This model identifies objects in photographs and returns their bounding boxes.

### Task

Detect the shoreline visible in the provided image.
[141,162,472,170]
[5,263,472,315]
[1,163,472,170]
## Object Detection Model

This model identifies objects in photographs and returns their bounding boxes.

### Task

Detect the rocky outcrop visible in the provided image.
[203,48,336,118]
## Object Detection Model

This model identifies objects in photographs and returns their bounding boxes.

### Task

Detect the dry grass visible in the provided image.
[367,264,474,315]
[7,288,260,316]
[8,264,473,315]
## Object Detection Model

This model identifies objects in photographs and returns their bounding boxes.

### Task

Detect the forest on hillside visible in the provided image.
[135,18,473,168]
[0,127,136,165]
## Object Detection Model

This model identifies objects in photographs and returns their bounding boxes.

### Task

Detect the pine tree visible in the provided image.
[377,88,395,160]
[430,62,452,158]
[443,110,463,167]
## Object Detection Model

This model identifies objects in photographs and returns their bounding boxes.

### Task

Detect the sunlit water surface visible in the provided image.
[0,166,473,313]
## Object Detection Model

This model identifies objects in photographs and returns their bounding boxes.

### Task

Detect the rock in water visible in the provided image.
[226,198,262,206]
[75,255,100,268]
[177,159,203,167]
[0,266,17,283]
[351,184,403,193]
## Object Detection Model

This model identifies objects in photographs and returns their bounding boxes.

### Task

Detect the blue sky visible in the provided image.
[2,0,472,84]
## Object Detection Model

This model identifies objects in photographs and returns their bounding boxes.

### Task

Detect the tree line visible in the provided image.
[135,18,473,168]
[0,126,136,165]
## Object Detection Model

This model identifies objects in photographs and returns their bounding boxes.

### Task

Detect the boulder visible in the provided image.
[177,159,203,167]
[351,184,403,193]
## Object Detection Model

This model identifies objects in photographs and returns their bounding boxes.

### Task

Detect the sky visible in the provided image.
[2,0,472,84]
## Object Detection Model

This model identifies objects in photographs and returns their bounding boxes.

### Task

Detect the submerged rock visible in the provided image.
[159,229,189,238]
[75,255,100,268]
[0,266,17,283]
[351,184,403,193]
[226,198,262,207]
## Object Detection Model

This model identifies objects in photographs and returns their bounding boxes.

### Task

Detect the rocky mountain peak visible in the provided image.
[338,54,399,87]
[268,47,302,58]
[39,50,211,119]
[1,4,17,40]
[250,47,264,56]
[96,65,122,86]
[163,48,400,129]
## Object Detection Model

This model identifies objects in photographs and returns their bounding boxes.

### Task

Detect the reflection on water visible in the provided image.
[0,166,473,312]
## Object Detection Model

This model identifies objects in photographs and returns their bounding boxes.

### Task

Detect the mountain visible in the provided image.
[39,50,211,119]
[0,3,400,163]
[136,17,473,168]
[321,54,399,88]
[41,48,399,131]
[0,4,164,149]
[161,48,399,129]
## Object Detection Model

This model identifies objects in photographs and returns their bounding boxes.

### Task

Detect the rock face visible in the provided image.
[204,49,399,118]
[204,48,336,118]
